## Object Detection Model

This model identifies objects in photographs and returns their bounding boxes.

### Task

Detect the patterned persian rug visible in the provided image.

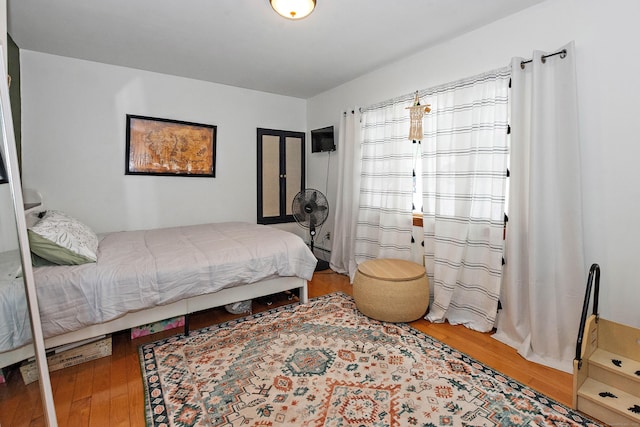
[139,292,601,426]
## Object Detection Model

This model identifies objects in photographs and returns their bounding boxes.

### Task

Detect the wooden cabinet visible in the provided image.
[257,128,305,224]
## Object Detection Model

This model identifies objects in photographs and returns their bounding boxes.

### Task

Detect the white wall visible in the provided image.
[307,0,640,328]
[20,52,307,235]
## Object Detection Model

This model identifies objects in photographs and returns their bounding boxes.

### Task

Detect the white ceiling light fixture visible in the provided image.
[270,0,316,20]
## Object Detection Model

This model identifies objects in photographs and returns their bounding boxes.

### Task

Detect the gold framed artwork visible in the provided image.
[125,115,216,177]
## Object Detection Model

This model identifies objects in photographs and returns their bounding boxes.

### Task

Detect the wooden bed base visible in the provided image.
[0,276,308,370]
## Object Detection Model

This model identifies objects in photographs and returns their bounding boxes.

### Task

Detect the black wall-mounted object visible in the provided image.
[311,126,336,153]
[0,152,7,184]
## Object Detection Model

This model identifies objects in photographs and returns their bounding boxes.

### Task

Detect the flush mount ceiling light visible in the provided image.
[270,0,316,20]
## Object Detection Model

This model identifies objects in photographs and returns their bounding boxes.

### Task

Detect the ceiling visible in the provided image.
[7,0,544,99]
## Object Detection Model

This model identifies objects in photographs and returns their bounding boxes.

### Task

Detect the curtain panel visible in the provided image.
[493,41,585,373]
[421,68,511,332]
[354,101,415,263]
[329,109,362,281]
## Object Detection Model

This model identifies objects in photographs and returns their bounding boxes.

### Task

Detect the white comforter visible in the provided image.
[0,222,317,352]
[0,250,30,353]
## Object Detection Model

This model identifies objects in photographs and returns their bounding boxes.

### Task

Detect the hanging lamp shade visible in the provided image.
[270,0,316,20]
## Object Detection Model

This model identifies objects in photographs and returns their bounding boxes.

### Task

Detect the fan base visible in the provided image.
[315,259,330,271]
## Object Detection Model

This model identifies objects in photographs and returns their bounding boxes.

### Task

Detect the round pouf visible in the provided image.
[353,258,430,323]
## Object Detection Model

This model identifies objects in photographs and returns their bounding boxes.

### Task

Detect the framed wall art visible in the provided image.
[125,115,216,177]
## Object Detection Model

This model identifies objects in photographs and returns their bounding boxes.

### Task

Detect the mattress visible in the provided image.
[0,222,317,353]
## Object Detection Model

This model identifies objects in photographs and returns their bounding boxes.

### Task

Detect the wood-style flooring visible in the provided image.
[0,269,573,426]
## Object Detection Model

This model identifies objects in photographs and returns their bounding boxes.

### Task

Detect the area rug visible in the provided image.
[139,292,602,426]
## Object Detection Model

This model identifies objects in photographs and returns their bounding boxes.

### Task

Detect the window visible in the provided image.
[412,142,422,214]
[412,143,423,227]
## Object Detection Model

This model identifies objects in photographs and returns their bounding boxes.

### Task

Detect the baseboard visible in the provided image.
[312,246,331,262]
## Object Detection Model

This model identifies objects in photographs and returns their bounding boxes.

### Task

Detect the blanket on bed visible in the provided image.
[0,222,317,352]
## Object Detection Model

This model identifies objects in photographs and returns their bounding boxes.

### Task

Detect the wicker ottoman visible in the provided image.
[353,258,429,323]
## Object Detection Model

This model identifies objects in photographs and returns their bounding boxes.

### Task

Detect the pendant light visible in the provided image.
[270,0,316,20]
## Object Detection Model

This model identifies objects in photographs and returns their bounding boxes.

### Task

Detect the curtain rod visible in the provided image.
[520,48,567,69]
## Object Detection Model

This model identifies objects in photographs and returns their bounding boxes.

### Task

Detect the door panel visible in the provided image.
[261,134,281,218]
[285,136,302,216]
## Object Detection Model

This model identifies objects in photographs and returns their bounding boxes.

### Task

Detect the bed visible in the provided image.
[0,214,317,369]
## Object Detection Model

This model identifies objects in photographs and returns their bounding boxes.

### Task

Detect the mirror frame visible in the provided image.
[0,45,58,425]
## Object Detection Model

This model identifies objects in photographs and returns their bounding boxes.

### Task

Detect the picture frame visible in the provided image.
[125,115,216,177]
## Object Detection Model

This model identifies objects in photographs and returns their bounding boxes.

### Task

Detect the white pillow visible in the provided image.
[28,210,99,265]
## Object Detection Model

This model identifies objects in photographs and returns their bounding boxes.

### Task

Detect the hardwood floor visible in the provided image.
[0,269,573,426]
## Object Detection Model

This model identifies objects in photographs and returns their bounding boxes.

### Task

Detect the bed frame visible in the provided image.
[0,275,308,370]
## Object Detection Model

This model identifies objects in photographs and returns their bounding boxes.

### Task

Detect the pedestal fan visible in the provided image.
[292,189,330,271]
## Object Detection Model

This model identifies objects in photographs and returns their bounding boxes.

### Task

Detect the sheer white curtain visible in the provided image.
[493,42,585,373]
[354,100,415,263]
[330,109,362,281]
[422,68,510,332]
